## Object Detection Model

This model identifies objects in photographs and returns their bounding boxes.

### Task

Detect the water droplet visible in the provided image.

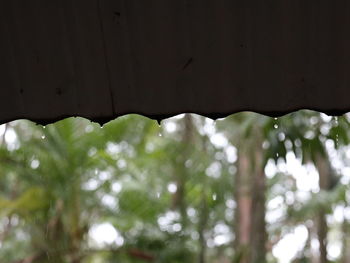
[336,134,339,147]
[41,135,45,139]
[276,153,279,157]
[274,117,278,120]
[43,126,46,129]
[158,132,162,137]
[274,124,278,129]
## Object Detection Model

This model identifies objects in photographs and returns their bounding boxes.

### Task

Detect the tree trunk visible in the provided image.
[198,194,208,263]
[235,150,253,263]
[315,154,330,263]
[171,114,193,247]
[317,213,328,263]
[250,140,267,263]
[198,131,210,263]
[177,114,194,228]
[234,127,266,263]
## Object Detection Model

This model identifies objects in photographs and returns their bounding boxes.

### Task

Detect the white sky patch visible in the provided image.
[267,195,284,210]
[187,207,196,217]
[99,170,112,181]
[167,183,177,193]
[145,142,155,153]
[117,159,127,170]
[320,113,333,122]
[311,238,320,251]
[225,208,234,221]
[30,159,40,169]
[172,223,182,232]
[202,119,215,135]
[158,211,181,232]
[214,222,230,235]
[265,159,278,178]
[88,147,97,157]
[295,191,311,203]
[85,124,94,133]
[266,208,284,224]
[225,199,236,209]
[3,127,20,151]
[340,167,350,184]
[89,223,124,247]
[101,194,117,209]
[266,195,285,224]
[112,182,122,193]
[328,241,342,260]
[225,145,237,163]
[213,223,232,247]
[273,225,308,263]
[207,239,215,248]
[4,128,17,144]
[285,152,319,193]
[333,205,345,223]
[214,235,230,246]
[173,114,185,120]
[82,178,100,191]
[106,142,122,155]
[0,124,6,137]
[205,161,222,178]
[346,147,350,159]
[285,191,295,205]
[210,133,228,148]
[164,121,177,133]
[191,232,199,240]
[344,207,350,221]
[276,159,288,173]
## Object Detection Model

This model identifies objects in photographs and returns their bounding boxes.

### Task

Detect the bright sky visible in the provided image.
[89,223,124,247]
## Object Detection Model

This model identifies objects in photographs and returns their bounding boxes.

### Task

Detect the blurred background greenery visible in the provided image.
[1,111,350,263]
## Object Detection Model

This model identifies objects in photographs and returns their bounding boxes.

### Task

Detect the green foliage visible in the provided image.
[0,111,349,262]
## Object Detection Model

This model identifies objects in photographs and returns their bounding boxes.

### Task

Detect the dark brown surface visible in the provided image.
[1,0,350,124]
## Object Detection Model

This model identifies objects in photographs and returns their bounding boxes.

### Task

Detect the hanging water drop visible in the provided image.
[158,132,162,137]
[43,126,46,129]
[334,116,339,148]
[274,124,278,129]
[336,133,339,148]
[41,135,45,139]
